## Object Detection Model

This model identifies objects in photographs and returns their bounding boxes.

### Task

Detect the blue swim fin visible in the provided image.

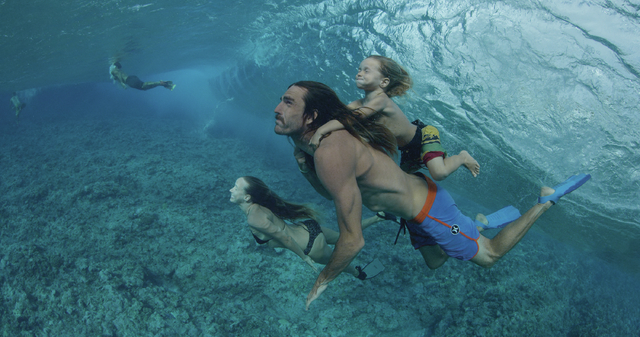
[538,173,591,204]
[474,205,521,230]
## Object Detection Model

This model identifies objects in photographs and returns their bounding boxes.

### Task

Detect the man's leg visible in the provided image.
[471,186,554,268]
[141,81,175,90]
[418,245,449,270]
[140,81,164,90]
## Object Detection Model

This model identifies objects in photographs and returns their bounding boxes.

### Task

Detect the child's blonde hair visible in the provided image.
[367,55,412,97]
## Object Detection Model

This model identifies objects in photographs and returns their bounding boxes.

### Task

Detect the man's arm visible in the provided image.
[305,134,364,309]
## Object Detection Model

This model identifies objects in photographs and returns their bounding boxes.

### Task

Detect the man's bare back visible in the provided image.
[319,130,427,219]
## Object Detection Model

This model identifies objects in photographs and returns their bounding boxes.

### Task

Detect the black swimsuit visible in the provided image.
[252,219,322,256]
[399,120,427,171]
[252,234,270,245]
[301,219,322,255]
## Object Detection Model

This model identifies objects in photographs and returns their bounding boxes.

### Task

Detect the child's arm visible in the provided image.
[309,119,345,148]
[426,150,480,181]
[350,95,388,118]
[310,97,389,148]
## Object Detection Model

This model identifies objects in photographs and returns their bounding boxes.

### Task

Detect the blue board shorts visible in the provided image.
[405,175,480,261]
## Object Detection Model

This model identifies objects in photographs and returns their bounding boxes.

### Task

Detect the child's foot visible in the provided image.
[460,150,480,177]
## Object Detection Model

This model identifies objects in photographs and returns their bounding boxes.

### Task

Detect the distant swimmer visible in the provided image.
[109,62,176,91]
[230,176,388,280]
[10,92,26,118]
[309,55,480,179]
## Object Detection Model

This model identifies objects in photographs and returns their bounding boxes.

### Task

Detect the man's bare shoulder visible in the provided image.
[347,99,364,110]
[314,130,358,158]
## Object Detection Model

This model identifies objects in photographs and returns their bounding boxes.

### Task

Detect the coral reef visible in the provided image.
[1,114,638,336]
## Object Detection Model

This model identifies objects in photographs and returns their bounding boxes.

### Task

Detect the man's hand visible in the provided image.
[305,281,329,310]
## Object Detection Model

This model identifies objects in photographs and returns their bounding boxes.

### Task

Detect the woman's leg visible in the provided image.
[309,233,360,277]
[320,226,340,245]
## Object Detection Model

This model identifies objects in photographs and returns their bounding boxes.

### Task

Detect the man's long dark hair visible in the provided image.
[242,176,320,222]
[290,81,397,156]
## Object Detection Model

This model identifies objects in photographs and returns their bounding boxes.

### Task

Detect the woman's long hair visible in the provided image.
[290,81,397,156]
[242,176,320,222]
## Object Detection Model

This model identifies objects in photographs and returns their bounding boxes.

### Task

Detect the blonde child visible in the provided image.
[309,55,479,180]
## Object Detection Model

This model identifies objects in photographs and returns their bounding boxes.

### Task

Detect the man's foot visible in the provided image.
[460,150,480,177]
[538,186,556,210]
[475,213,488,232]
[161,81,176,90]
[474,205,521,232]
[538,173,591,205]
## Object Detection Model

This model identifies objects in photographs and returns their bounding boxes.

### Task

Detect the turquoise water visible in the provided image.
[1,0,639,336]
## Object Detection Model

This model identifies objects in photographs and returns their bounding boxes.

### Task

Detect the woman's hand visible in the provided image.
[302,256,319,273]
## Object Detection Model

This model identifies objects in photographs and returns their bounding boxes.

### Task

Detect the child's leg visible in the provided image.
[426,150,479,180]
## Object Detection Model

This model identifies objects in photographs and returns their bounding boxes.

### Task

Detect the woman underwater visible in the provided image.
[230,176,389,279]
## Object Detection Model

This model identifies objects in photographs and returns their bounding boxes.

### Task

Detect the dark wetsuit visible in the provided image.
[125,75,145,90]
[252,234,270,245]
[252,219,323,255]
